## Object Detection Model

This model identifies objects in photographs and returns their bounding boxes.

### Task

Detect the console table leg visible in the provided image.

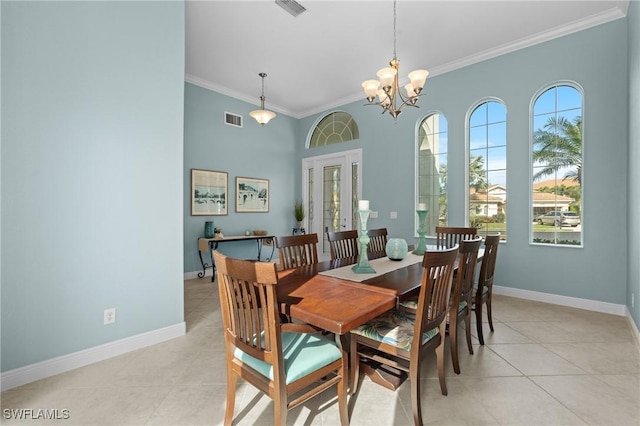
[197,251,207,279]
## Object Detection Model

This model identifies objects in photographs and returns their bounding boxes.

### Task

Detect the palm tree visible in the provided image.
[469,155,488,191]
[533,116,582,184]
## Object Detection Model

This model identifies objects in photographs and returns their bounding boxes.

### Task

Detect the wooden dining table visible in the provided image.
[276,256,420,335]
[275,248,484,390]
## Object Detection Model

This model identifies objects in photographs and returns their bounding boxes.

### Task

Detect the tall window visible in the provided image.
[531,84,583,246]
[417,113,448,235]
[308,111,359,148]
[468,100,507,239]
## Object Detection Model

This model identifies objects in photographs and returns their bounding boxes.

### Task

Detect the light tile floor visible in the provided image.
[2,277,639,425]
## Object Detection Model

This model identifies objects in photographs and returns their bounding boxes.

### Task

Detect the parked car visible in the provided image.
[536,211,580,227]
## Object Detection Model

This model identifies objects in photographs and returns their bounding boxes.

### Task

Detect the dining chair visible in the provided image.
[366,228,388,260]
[350,246,458,426]
[275,233,319,270]
[473,234,500,345]
[435,226,477,249]
[213,251,349,426]
[326,229,359,260]
[447,236,482,374]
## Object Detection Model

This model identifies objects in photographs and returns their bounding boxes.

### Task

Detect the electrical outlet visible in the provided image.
[390,211,398,219]
[370,211,378,219]
[104,308,116,325]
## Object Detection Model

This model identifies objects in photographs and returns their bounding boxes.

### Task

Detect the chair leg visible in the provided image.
[475,302,485,345]
[224,371,238,426]
[486,297,494,332]
[273,397,287,426]
[409,357,422,426]
[449,314,460,375]
[464,310,474,355]
[436,333,448,396]
[349,337,360,396]
[338,351,350,426]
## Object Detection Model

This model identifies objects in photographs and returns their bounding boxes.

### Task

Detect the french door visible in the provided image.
[302,149,362,258]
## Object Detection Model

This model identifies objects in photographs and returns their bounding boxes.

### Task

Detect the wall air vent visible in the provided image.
[275,0,306,17]
[224,112,243,128]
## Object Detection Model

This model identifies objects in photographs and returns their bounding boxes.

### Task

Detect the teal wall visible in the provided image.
[296,19,630,305]
[628,0,640,327]
[183,83,299,274]
[1,1,185,371]
[185,18,633,312]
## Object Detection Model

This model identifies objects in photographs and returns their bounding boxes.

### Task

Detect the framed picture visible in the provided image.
[191,169,228,216]
[236,176,269,213]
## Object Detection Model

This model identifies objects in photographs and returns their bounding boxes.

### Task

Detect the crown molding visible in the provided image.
[185,4,628,119]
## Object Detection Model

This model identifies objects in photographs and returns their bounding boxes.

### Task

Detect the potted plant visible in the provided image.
[293,201,305,228]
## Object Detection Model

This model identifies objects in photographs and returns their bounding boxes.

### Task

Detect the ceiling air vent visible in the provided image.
[276,0,306,17]
[224,112,243,128]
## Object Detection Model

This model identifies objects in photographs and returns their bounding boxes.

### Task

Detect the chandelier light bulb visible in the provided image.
[362,80,380,102]
[408,69,429,92]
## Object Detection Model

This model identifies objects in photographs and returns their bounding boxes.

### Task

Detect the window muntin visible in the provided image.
[531,84,583,246]
[308,111,359,148]
[468,100,507,240]
[417,113,448,235]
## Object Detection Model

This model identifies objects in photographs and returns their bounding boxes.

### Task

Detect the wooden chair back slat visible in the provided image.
[326,230,358,260]
[436,226,478,249]
[275,233,319,270]
[367,228,388,260]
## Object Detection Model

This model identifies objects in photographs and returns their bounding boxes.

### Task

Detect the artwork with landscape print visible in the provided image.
[236,177,269,213]
[191,169,228,215]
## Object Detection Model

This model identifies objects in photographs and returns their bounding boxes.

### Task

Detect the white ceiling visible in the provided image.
[185,0,629,118]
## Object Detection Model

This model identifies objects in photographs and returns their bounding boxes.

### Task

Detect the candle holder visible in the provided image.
[412,209,429,255]
[352,209,376,274]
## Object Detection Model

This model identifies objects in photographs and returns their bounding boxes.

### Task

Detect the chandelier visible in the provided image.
[249,72,276,125]
[361,0,429,119]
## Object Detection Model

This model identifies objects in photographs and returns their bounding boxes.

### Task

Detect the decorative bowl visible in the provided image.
[253,230,268,236]
[385,238,408,261]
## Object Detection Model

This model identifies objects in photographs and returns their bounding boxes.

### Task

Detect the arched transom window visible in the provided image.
[308,111,359,148]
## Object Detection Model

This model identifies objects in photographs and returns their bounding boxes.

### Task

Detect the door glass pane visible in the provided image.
[307,167,314,234]
[351,162,359,230]
[323,165,342,253]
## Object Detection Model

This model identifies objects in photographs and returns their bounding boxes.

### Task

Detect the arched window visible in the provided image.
[531,83,583,246]
[308,111,359,148]
[468,100,507,239]
[417,113,448,235]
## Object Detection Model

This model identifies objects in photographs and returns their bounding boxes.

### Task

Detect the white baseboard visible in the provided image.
[493,285,627,316]
[626,307,640,351]
[493,285,640,351]
[1,322,186,392]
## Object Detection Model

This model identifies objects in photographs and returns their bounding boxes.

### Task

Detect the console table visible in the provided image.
[197,235,276,281]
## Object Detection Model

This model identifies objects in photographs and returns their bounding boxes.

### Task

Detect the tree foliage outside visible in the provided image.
[533,116,582,184]
[469,155,488,191]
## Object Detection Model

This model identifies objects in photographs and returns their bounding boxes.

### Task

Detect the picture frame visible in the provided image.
[191,169,228,216]
[236,176,269,213]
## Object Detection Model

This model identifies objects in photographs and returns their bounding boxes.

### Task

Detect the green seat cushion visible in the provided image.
[398,297,418,310]
[234,332,342,384]
[350,308,439,351]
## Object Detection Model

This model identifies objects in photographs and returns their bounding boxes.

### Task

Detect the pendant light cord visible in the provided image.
[393,0,397,60]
